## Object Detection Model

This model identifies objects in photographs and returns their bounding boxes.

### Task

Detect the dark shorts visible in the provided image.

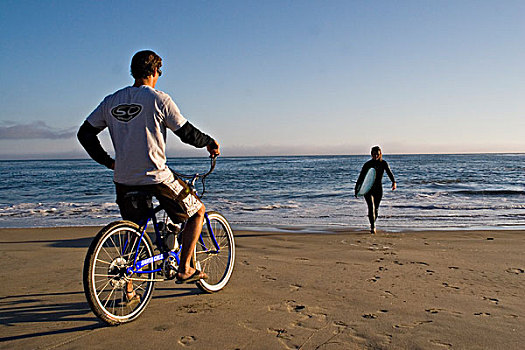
[115,173,203,224]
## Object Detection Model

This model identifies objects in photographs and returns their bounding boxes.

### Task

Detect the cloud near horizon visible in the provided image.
[0,121,76,140]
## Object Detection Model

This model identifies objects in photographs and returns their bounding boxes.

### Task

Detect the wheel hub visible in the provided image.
[108,257,129,288]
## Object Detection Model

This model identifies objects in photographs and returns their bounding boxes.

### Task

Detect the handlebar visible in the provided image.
[170,156,217,198]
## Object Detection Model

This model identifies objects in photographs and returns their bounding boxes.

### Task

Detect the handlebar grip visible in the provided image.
[208,156,217,173]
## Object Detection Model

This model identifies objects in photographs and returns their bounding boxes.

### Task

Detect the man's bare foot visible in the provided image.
[124,282,141,305]
[126,282,136,299]
[176,268,208,284]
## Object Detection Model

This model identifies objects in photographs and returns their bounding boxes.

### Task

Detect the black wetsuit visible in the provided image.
[355,159,395,229]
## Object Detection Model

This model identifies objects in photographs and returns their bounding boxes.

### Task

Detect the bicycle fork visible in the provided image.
[199,213,221,253]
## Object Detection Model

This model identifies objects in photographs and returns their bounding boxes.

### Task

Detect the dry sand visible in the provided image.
[1,226,524,349]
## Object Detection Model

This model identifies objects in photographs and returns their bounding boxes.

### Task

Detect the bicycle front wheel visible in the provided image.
[195,211,235,293]
[83,221,156,325]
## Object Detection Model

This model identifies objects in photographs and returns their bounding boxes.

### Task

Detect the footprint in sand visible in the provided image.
[262,274,277,281]
[482,297,499,305]
[474,312,491,316]
[362,313,378,319]
[442,282,460,290]
[178,335,197,347]
[267,300,334,349]
[426,308,462,316]
[268,328,291,343]
[289,284,302,292]
[153,324,173,332]
[333,320,349,328]
[239,320,260,332]
[383,290,396,297]
[368,245,392,251]
[426,308,441,314]
[268,300,306,314]
[393,320,432,329]
[292,304,306,312]
[430,339,453,348]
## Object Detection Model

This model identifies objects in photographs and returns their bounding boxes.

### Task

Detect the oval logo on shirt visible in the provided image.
[111,104,143,122]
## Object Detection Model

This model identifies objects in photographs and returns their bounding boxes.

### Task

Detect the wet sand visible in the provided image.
[1,226,524,349]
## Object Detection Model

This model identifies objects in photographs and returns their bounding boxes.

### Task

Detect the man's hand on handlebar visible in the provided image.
[207,139,220,158]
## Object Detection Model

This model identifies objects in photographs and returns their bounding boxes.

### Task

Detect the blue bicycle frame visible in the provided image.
[125,211,220,276]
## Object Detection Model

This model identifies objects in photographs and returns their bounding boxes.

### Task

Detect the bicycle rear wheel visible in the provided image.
[195,211,235,293]
[83,221,156,325]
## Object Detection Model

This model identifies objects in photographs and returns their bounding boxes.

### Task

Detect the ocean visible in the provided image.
[1,154,524,231]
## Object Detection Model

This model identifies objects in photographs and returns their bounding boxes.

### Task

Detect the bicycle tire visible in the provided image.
[83,221,156,325]
[195,211,235,293]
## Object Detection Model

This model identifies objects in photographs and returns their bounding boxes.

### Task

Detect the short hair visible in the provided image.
[371,146,382,160]
[130,50,162,79]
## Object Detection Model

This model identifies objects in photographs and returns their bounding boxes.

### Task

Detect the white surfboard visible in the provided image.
[357,168,376,196]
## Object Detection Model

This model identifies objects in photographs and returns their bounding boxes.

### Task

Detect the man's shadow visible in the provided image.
[1,235,202,343]
[0,290,101,342]
[0,287,201,342]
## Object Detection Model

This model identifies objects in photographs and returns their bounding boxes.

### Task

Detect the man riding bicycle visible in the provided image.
[77,50,220,292]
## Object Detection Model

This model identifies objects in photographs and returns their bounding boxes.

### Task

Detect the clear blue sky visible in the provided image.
[1,0,523,159]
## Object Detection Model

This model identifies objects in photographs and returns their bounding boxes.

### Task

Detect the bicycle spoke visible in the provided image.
[123,230,135,256]
[93,273,116,278]
[100,245,115,262]
[129,237,140,260]
[95,258,112,266]
[108,235,122,257]
[118,231,124,255]
[134,281,148,294]
[200,254,227,266]
[98,280,118,307]
[137,245,147,261]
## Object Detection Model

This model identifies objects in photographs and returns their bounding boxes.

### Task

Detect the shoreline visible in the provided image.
[1,226,523,349]
[1,223,525,234]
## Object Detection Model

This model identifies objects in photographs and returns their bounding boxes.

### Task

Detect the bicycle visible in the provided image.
[83,156,235,325]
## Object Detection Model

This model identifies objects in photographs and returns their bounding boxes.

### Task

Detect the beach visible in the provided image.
[1,226,524,349]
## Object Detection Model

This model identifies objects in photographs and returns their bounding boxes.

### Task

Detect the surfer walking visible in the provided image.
[355,146,396,234]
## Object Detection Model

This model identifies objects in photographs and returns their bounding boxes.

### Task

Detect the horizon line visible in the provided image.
[1,151,524,161]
